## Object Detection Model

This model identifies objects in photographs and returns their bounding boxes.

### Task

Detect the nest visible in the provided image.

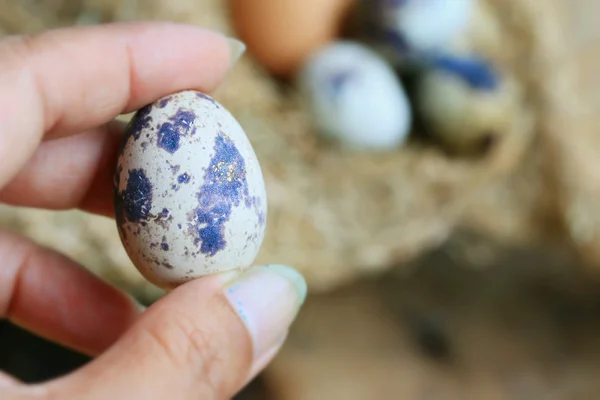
[0,0,595,301]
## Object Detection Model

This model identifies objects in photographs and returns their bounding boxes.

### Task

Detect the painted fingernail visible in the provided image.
[222,265,306,360]
[0,371,20,388]
[246,331,288,385]
[135,302,147,313]
[227,37,246,68]
[125,293,147,313]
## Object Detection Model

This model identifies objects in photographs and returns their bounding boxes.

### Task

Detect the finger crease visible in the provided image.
[22,40,55,139]
[123,39,136,110]
[4,243,37,319]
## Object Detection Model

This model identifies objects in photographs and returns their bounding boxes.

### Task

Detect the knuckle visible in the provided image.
[0,32,48,120]
[0,33,41,63]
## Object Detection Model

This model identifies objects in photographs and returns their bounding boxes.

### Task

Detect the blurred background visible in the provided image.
[2,0,600,398]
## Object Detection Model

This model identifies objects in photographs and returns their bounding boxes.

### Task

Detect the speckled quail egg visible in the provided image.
[347,0,475,68]
[415,54,519,155]
[114,90,267,290]
[379,0,475,51]
[296,41,412,151]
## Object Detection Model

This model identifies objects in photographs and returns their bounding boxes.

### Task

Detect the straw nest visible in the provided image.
[1,0,595,301]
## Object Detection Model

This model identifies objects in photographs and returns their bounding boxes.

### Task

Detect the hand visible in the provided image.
[0,22,306,399]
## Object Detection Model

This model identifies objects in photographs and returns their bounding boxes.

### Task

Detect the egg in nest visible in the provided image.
[346,0,475,69]
[114,91,267,290]
[415,54,519,155]
[296,41,412,151]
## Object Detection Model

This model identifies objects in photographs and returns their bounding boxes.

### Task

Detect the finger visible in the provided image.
[0,21,235,189]
[0,230,144,356]
[0,122,123,217]
[44,265,307,400]
[0,371,20,388]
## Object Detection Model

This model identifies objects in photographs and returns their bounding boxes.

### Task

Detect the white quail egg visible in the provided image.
[378,0,475,52]
[348,0,476,68]
[296,40,412,151]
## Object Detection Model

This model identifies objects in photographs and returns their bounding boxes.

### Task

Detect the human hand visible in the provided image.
[0,22,307,399]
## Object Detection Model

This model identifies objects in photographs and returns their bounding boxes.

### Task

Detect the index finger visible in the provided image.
[0,22,236,189]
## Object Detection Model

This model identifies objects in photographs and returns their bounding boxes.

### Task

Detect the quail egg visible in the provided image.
[296,41,412,151]
[114,91,267,289]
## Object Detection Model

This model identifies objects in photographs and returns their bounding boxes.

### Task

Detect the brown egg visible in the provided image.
[229,0,355,78]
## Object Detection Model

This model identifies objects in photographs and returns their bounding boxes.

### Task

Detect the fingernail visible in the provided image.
[136,303,147,313]
[0,372,20,388]
[245,331,288,385]
[227,37,246,68]
[125,293,147,313]
[222,265,306,360]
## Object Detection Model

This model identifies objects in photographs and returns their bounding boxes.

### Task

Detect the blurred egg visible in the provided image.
[415,54,519,155]
[379,0,475,51]
[114,91,267,290]
[348,0,476,67]
[296,41,412,151]
[229,0,354,78]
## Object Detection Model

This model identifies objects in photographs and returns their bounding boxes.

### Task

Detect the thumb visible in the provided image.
[44,265,307,400]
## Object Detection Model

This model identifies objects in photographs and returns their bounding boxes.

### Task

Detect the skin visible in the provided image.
[0,22,275,399]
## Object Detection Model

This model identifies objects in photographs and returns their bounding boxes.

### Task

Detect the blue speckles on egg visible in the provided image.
[127,105,152,141]
[167,162,180,174]
[327,69,354,100]
[157,123,181,154]
[171,109,196,132]
[191,132,251,257]
[431,54,500,91]
[114,90,267,289]
[255,199,266,226]
[158,96,172,108]
[196,92,219,107]
[244,195,265,226]
[194,206,229,256]
[178,173,191,184]
[376,0,408,8]
[119,168,153,223]
[202,133,249,203]
[157,109,197,154]
[381,28,412,53]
